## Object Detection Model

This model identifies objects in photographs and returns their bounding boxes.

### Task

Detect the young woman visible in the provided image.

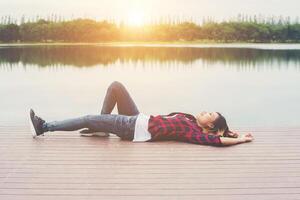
[30,81,254,146]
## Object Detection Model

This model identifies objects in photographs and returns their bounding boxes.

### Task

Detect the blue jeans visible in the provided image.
[44,81,140,141]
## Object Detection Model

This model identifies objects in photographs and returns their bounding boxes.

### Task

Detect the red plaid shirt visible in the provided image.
[148,112,222,146]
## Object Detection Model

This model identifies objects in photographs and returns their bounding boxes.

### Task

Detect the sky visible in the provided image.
[1,0,300,24]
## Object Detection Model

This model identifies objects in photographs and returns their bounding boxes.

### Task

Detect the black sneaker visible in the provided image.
[80,128,110,137]
[29,109,45,138]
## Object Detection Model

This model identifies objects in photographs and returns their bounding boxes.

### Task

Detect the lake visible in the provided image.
[0,44,299,128]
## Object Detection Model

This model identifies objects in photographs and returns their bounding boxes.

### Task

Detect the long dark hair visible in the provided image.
[209,112,231,137]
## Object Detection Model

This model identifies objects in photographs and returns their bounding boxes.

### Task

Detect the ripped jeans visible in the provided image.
[44,81,140,141]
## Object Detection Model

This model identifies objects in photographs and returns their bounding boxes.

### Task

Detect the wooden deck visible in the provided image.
[1,125,300,200]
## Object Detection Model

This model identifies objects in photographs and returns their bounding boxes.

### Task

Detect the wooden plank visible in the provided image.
[2,182,300,189]
[0,194,299,200]
[1,173,300,180]
[1,168,300,174]
[0,188,300,195]
[2,176,299,184]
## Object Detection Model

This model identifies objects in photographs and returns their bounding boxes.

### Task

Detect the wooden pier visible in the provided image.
[0,125,300,199]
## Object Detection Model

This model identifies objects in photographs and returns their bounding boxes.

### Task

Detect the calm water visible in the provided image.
[0,44,300,128]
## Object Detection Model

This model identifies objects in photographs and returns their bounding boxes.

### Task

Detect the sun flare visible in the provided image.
[127,11,145,27]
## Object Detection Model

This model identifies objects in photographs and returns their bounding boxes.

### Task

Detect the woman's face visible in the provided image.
[195,111,219,129]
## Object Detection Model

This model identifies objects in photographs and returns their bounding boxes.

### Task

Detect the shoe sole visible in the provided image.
[29,113,37,138]
[94,132,110,137]
[80,132,110,137]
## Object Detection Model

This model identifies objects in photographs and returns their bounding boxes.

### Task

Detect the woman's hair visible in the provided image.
[209,112,231,137]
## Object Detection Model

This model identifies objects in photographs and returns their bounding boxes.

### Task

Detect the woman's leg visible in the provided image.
[101,81,140,116]
[80,81,140,135]
[44,114,138,141]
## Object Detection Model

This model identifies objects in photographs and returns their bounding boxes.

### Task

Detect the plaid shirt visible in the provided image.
[148,112,222,146]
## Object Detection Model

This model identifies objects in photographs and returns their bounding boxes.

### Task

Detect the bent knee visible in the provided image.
[108,81,123,91]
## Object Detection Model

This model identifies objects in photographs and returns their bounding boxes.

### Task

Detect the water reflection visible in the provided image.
[0,46,300,69]
[1,45,300,127]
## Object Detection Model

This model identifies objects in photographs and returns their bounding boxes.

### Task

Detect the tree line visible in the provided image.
[0,15,300,43]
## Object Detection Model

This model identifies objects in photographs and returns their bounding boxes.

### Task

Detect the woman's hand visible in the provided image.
[240,133,254,142]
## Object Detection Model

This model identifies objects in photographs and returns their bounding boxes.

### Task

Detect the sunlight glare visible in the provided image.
[127,11,145,27]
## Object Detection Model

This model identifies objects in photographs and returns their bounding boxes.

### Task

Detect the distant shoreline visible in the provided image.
[1,42,300,50]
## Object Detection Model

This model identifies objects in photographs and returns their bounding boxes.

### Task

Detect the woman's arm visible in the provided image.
[226,131,239,138]
[220,133,254,146]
